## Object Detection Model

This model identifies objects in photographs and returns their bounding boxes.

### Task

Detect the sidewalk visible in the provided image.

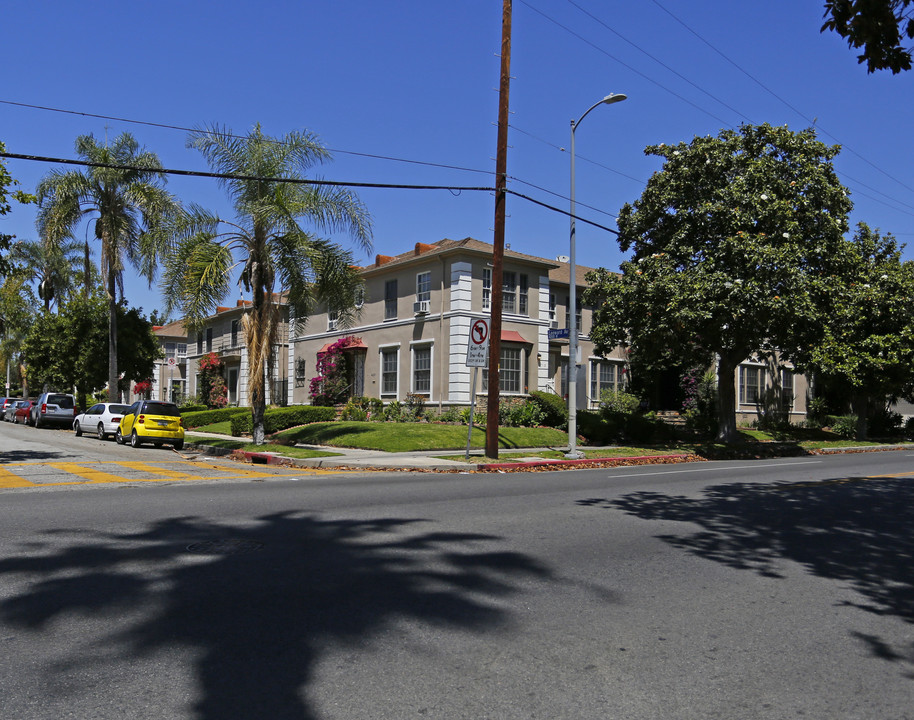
[184,431,694,472]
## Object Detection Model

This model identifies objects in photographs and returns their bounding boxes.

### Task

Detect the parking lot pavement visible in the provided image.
[0,458,347,490]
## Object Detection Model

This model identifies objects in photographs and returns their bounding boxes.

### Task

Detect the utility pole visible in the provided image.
[485,0,512,459]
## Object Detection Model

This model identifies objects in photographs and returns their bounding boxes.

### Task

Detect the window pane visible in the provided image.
[382,349,398,394]
[385,280,398,320]
[482,268,491,310]
[502,271,516,314]
[416,272,431,303]
[519,274,528,315]
[414,347,431,393]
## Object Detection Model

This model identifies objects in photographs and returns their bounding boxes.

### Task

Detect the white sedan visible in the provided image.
[73,403,133,440]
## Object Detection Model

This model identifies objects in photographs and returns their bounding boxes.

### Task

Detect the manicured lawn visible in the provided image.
[274,422,569,452]
[184,435,342,458]
[189,421,233,434]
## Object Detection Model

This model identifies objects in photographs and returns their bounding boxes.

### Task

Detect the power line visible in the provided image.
[516,0,733,127]
[0,97,625,216]
[0,151,621,235]
[0,99,493,178]
[648,0,914,196]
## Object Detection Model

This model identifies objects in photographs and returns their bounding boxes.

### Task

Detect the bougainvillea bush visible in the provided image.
[309,337,352,406]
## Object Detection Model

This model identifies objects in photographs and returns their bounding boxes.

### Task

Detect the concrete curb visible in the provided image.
[477,453,693,471]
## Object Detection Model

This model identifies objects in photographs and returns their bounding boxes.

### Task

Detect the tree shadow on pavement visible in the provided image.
[1,448,68,462]
[579,474,914,667]
[0,512,550,719]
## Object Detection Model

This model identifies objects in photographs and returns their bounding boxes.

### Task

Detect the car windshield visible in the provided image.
[109,404,132,414]
[142,402,181,417]
[49,394,74,408]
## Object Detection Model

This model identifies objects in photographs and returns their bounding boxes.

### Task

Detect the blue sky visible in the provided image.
[2,1,912,318]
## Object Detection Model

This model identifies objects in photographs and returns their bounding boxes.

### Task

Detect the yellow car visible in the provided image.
[116,400,185,450]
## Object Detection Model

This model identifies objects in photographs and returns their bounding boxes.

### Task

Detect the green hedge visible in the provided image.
[182,407,249,429]
[529,391,568,428]
[230,405,337,436]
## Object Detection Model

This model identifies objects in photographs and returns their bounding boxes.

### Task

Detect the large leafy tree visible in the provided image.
[0,140,35,278]
[22,293,160,407]
[822,0,914,73]
[36,133,177,401]
[0,273,36,396]
[584,123,852,442]
[162,124,372,444]
[795,223,914,439]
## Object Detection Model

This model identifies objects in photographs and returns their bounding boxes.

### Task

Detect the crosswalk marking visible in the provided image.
[0,459,344,489]
[0,465,37,489]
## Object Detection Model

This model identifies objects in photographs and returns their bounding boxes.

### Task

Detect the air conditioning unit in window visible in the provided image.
[413,300,430,315]
[550,320,559,329]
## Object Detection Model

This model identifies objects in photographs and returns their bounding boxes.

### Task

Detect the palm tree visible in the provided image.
[162,124,372,444]
[36,133,177,401]
[11,234,90,312]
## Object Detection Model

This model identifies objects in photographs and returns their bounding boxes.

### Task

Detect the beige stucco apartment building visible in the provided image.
[152,237,807,424]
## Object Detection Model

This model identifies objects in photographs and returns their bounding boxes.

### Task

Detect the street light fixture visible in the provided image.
[566,93,627,459]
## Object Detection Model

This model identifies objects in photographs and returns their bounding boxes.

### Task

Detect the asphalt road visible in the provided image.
[1,421,913,719]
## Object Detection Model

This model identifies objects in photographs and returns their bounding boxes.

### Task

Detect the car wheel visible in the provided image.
[12,415,18,425]
[97,423,106,440]
[74,420,82,436]
[34,416,42,429]
[174,440,184,451]
[130,430,142,448]
[115,428,123,444]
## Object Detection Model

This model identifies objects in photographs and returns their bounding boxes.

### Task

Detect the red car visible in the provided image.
[13,400,36,424]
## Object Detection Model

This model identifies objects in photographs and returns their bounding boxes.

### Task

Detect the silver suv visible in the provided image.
[30,392,77,428]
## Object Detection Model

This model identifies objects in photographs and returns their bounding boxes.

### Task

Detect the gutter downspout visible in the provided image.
[439,255,446,413]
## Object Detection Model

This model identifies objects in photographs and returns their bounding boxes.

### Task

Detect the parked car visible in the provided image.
[1,397,17,421]
[30,392,77,428]
[12,400,36,424]
[74,403,133,440]
[116,400,185,450]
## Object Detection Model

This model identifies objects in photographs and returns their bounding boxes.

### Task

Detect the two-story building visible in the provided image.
[289,237,631,412]
[153,298,290,407]
[151,236,808,424]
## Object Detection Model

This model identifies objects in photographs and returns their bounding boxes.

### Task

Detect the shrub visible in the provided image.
[182,407,249,429]
[576,410,616,445]
[384,400,404,422]
[529,390,568,429]
[229,405,337,436]
[868,406,902,437]
[599,389,641,418]
[460,406,486,426]
[179,403,208,414]
[340,399,368,422]
[309,338,353,406]
[905,416,914,436]
[434,406,463,424]
[500,398,546,427]
[827,415,857,438]
[404,392,426,421]
[681,369,718,436]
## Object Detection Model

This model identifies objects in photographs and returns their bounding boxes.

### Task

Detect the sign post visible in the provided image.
[465,319,490,460]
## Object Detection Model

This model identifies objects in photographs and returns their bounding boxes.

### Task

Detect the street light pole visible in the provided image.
[566,93,627,459]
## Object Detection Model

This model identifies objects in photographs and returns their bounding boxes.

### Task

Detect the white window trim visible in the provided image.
[416,271,431,303]
[379,344,400,397]
[739,363,766,406]
[410,341,434,398]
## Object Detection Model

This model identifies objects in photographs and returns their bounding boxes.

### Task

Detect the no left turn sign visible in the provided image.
[466,319,490,367]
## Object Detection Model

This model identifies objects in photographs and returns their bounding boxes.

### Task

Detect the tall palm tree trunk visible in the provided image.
[107,267,119,402]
